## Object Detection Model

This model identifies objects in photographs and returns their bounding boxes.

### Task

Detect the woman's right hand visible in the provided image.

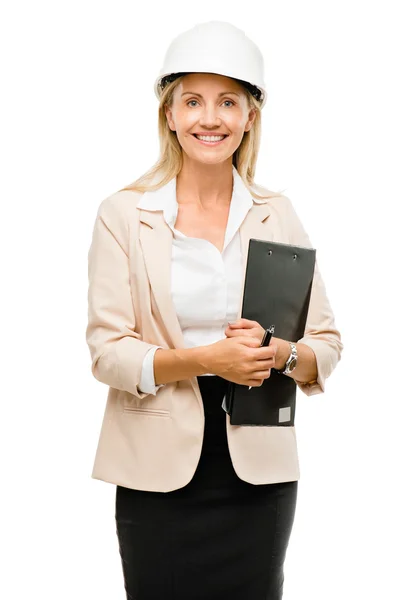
[205,335,278,387]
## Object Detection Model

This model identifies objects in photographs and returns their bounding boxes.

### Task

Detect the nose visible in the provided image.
[198,104,223,128]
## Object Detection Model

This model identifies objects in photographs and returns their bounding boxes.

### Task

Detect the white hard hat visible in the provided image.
[154,21,268,109]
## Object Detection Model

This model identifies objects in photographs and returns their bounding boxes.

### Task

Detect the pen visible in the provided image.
[248,324,275,390]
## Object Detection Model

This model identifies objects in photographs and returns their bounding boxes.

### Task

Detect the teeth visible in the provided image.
[195,135,226,142]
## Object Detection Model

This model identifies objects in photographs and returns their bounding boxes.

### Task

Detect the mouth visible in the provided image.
[192,134,229,146]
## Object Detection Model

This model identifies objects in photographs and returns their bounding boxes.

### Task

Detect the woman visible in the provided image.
[86,20,343,600]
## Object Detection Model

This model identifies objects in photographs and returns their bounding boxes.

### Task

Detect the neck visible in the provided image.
[176,160,233,209]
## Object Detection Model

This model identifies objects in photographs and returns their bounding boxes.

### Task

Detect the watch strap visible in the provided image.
[275,342,297,375]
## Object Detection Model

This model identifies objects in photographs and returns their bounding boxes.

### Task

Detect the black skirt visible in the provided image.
[115,375,298,600]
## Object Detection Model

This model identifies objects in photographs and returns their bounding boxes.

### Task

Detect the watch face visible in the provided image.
[289,358,297,370]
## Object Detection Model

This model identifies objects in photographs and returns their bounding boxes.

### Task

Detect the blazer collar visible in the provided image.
[137,164,269,212]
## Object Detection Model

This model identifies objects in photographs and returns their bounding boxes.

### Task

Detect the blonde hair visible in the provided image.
[119,74,286,200]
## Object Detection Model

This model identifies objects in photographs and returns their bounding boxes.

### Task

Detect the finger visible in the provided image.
[228,318,252,328]
[225,325,239,334]
[250,369,271,379]
[248,373,271,387]
[254,358,276,368]
[237,335,262,347]
[255,344,278,356]
[226,328,253,337]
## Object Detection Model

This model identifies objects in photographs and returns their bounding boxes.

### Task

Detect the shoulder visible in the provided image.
[252,182,294,215]
[97,188,144,219]
[95,188,145,232]
[254,185,312,246]
[254,184,302,222]
[251,181,291,207]
[275,194,312,247]
[92,189,144,252]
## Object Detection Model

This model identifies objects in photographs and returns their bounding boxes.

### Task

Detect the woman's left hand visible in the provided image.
[226,319,289,372]
[225,318,267,345]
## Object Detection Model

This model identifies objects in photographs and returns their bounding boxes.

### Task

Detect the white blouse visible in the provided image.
[136,165,268,395]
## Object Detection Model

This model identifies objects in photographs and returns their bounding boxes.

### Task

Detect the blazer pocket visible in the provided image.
[121,386,173,416]
[122,406,171,417]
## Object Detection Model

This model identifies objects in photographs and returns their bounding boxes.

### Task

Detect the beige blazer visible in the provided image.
[86,178,343,492]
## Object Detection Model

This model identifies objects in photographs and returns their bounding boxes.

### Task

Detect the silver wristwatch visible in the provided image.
[276,342,298,375]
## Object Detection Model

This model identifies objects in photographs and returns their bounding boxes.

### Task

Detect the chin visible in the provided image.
[194,156,229,167]
[185,148,231,163]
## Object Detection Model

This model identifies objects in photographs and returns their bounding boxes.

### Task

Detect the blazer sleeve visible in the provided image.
[281,195,344,396]
[86,194,161,398]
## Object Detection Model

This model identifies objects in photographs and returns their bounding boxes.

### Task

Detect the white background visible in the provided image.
[1,1,399,598]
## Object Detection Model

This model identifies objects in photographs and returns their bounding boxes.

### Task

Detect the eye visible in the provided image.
[186,99,236,108]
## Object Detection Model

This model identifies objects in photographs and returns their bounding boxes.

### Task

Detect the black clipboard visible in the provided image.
[223,238,316,426]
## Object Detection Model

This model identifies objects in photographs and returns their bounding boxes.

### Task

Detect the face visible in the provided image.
[164,72,256,165]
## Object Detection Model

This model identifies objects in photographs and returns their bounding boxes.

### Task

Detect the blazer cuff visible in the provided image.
[138,346,166,395]
[294,337,339,396]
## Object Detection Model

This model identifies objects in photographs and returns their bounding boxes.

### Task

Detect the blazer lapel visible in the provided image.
[138,210,186,349]
[138,201,274,351]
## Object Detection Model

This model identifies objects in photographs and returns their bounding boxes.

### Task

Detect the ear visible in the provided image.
[244,107,257,132]
[164,105,176,132]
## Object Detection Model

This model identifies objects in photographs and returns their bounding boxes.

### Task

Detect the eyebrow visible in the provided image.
[181,91,240,98]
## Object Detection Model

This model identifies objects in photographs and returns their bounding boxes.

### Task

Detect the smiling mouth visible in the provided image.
[192,134,229,145]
